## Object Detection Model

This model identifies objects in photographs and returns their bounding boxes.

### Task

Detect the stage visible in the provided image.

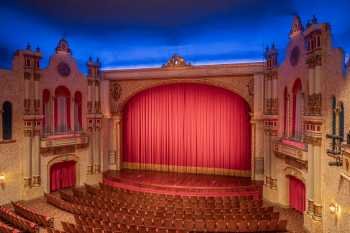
[103,169,262,199]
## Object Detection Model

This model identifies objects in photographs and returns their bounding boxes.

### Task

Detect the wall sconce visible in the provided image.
[329,203,339,214]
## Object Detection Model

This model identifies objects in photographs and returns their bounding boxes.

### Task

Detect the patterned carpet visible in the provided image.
[21,195,307,233]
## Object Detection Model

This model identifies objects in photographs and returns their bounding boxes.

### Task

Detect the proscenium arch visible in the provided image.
[116,80,252,115]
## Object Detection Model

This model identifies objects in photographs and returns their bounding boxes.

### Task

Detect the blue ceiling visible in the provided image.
[0,0,349,71]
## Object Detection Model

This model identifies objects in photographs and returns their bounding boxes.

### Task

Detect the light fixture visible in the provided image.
[329,203,338,214]
[0,174,5,184]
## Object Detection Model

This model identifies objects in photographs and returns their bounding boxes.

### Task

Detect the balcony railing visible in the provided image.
[41,127,83,138]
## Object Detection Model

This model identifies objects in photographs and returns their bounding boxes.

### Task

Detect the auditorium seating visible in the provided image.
[44,183,288,233]
[0,206,39,233]
[12,201,54,228]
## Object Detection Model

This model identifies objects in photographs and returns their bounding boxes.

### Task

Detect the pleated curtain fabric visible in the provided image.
[289,176,306,213]
[123,83,251,174]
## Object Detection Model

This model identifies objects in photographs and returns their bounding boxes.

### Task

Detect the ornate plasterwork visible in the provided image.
[306,93,322,115]
[110,82,121,101]
[264,98,279,115]
[303,135,322,146]
[284,166,305,183]
[162,54,191,68]
[274,141,308,170]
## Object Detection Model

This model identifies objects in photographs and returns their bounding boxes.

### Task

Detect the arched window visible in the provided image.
[2,101,12,140]
[331,96,336,136]
[292,79,303,138]
[74,91,82,131]
[55,86,71,133]
[283,87,288,136]
[339,102,344,140]
[43,89,51,134]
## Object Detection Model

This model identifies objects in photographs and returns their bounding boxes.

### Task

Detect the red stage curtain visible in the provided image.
[289,176,306,213]
[50,161,76,192]
[123,83,251,173]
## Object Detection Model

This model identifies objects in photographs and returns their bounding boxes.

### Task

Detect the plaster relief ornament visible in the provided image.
[162,54,191,68]
[111,82,122,101]
[57,62,71,77]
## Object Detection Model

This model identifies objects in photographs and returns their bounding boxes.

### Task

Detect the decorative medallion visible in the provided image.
[57,62,71,77]
[290,46,300,66]
[162,54,191,68]
[111,82,122,101]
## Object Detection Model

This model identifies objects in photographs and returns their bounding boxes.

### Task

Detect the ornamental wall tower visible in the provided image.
[87,57,103,175]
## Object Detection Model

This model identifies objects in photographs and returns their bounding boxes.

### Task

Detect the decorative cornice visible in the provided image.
[104,62,264,81]
[303,135,322,146]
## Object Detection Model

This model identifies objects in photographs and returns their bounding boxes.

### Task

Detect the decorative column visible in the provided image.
[31,125,41,186]
[87,119,94,174]
[307,144,314,215]
[313,145,322,220]
[109,115,121,170]
[23,128,32,187]
[94,120,101,173]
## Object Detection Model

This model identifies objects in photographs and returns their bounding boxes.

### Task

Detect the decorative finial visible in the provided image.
[36,46,40,52]
[311,15,318,24]
[26,43,32,51]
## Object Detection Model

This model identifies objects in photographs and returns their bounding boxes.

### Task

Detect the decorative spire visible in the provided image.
[55,37,72,54]
[162,54,191,68]
[289,15,303,38]
[306,15,319,28]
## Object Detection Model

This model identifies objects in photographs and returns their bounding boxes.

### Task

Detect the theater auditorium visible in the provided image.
[1,1,350,233]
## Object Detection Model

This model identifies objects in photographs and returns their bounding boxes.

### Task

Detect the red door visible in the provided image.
[288,176,306,213]
[50,161,76,192]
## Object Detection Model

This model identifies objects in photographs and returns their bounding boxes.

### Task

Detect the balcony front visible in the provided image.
[273,138,308,170]
[40,126,89,149]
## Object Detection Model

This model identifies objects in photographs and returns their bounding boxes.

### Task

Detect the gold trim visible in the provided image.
[307,199,314,215]
[122,162,251,177]
[313,203,322,220]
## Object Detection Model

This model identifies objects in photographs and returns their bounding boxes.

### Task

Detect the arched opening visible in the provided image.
[54,86,71,133]
[283,87,288,136]
[50,160,76,192]
[292,79,303,139]
[2,101,12,140]
[288,175,306,213]
[43,89,51,134]
[74,91,82,132]
[122,83,251,176]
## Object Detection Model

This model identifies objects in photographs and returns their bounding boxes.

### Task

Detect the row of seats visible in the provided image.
[12,201,54,228]
[71,200,278,222]
[0,220,22,233]
[75,213,287,232]
[83,184,261,208]
[52,191,270,224]
[45,194,80,215]
[98,183,260,202]
[0,206,39,233]
[45,183,287,233]
[62,191,264,218]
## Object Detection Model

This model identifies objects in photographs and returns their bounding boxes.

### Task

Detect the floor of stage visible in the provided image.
[103,169,263,198]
